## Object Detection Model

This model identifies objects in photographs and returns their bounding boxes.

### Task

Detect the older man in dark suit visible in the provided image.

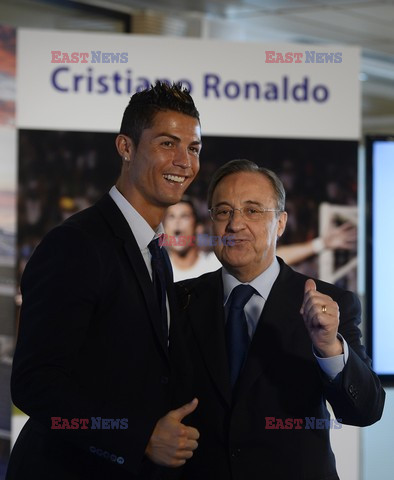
[7,82,201,480]
[176,159,385,480]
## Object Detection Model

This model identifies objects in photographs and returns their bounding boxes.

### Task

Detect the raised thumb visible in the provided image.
[304,278,317,294]
[169,398,198,422]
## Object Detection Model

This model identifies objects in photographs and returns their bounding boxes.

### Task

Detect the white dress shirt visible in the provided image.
[109,186,170,328]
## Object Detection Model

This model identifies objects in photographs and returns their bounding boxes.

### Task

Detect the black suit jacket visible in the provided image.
[174,259,385,480]
[8,194,180,480]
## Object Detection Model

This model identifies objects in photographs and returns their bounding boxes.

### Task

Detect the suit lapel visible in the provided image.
[236,260,304,400]
[186,270,232,407]
[96,194,169,358]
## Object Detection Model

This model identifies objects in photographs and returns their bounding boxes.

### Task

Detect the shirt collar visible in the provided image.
[222,257,280,306]
[109,185,164,251]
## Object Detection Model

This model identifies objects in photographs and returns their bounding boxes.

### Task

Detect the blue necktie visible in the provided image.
[226,284,256,388]
[148,238,168,345]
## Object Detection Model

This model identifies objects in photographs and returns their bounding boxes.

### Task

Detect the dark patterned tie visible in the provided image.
[226,284,256,388]
[148,237,168,344]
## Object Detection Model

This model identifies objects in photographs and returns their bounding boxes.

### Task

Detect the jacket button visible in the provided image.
[349,384,358,398]
[161,376,169,384]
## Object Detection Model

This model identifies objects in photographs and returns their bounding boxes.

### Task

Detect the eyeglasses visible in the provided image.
[209,206,282,222]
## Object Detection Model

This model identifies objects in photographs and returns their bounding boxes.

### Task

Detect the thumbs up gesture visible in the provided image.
[145,398,200,467]
[300,279,343,358]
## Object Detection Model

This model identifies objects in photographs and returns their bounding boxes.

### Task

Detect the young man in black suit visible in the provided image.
[7,82,202,480]
[176,159,385,480]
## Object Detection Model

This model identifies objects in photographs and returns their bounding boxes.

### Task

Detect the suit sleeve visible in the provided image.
[321,289,385,426]
[11,225,159,476]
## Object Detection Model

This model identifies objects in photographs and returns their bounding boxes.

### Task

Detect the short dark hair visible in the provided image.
[207,159,286,213]
[120,81,200,147]
[177,195,199,224]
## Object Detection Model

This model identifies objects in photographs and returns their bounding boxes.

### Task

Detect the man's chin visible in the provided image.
[220,247,251,263]
[221,255,251,271]
[157,190,189,208]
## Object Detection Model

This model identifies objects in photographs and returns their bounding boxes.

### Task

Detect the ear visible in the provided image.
[115,134,133,162]
[276,211,287,238]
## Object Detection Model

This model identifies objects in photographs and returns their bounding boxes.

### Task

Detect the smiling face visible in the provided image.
[211,171,287,282]
[116,110,201,227]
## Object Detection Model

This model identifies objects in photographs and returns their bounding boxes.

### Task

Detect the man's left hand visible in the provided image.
[300,279,343,358]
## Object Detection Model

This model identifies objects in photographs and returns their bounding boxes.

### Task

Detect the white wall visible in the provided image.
[362,387,394,480]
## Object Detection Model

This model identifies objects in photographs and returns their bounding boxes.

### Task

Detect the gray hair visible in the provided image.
[207,159,286,213]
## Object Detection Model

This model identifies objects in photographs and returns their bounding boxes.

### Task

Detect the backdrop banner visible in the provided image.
[17,29,360,139]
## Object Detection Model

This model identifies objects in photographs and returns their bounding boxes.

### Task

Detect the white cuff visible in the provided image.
[314,334,349,380]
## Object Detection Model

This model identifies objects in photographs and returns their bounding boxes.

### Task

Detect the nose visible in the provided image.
[226,209,246,232]
[173,147,191,169]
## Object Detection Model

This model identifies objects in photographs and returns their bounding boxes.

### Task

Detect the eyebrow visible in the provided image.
[213,200,264,208]
[156,133,202,145]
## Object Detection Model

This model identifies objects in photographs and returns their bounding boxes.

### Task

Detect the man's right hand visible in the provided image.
[145,398,199,468]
